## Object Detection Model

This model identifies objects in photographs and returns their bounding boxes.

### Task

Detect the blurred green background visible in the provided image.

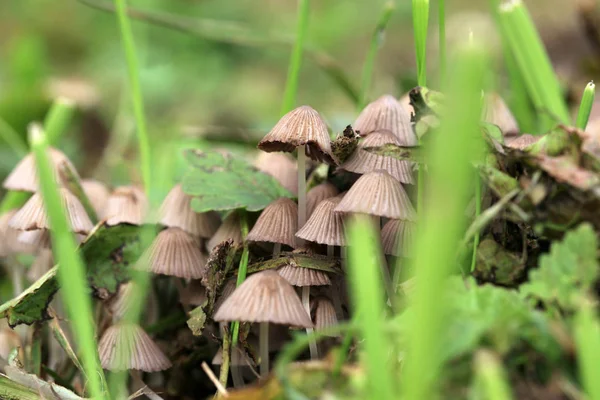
[0,0,593,185]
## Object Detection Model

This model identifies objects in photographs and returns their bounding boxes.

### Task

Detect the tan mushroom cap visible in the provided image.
[214,270,313,328]
[258,105,336,164]
[255,152,298,196]
[483,92,519,136]
[98,322,171,372]
[104,186,148,226]
[354,95,417,146]
[306,182,339,218]
[381,219,416,257]
[159,184,220,238]
[278,264,331,287]
[9,188,94,234]
[399,92,414,116]
[296,197,345,246]
[0,210,35,256]
[340,130,415,184]
[142,227,208,279]
[81,179,110,218]
[334,170,417,220]
[18,229,52,250]
[247,198,298,248]
[3,147,80,192]
[28,249,54,282]
[207,212,243,252]
[505,134,540,150]
[312,297,339,336]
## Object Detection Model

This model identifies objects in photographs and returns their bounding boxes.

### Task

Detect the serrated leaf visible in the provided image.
[182,150,294,212]
[520,223,598,310]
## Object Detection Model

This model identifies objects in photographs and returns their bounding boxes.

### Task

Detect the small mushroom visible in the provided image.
[159,184,220,238]
[296,197,345,249]
[505,134,540,150]
[483,92,519,136]
[81,179,110,218]
[354,95,417,146]
[28,249,54,282]
[104,186,148,226]
[207,212,243,252]
[312,296,339,336]
[0,210,35,256]
[247,198,298,257]
[306,182,339,218]
[254,152,298,196]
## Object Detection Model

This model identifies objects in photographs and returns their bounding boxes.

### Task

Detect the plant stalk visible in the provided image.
[576,81,596,131]
[302,286,318,359]
[470,174,482,272]
[231,210,250,347]
[260,322,269,378]
[297,145,307,243]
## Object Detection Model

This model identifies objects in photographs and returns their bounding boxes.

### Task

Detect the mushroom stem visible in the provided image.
[174,278,191,313]
[273,243,282,258]
[327,245,334,258]
[231,364,244,388]
[259,322,269,377]
[374,216,394,301]
[302,286,319,359]
[297,145,307,241]
[327,246,344,319]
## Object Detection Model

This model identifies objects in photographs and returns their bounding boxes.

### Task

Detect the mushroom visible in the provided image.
[212,342,256,388]
[3,147,79,192]
[306,182,339,219]
[18,229,52,250]
[381,219,416,286]
[207,212,243,253]
[27,249,54,282]
[213,270,312,377]
[483,92,519,137]
[340,130,415,184]
[0,210,35,256]
[98,322,171,372]
[104,186,148,226]
[296,197,345,256]
[312,296,339,336]
[258,105,336,241]
[247,198,298,257]
[159,184,220,238]
[81,179,110,218]
[254,152,298,196]
[505,134,540,150]
[353,94,417,146]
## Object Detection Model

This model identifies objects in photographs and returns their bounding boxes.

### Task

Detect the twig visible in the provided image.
[202,361,229,397]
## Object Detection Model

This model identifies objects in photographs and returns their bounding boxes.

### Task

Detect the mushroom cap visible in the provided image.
[381,219,416,257]
[306,182,339,218]
[399,92,414,116]
[207,212,243,252]
[28,249,54,282]
[18,229,52,250]
[159,184,220,238]
[340,130,415,184]
[278,264,331,287]
[296,197,345,246]
[334,170,416,220]
[312,297,339,336]
[108,282,135,320]
[258,105,336,164]
[3,147,80,192]
[247,198,298,248]
[0,210,35,256]
[142,227,208,279]
[483,92,519,136]
[505,134,540,150]
[214,270,313,328]
[81,179,110,218]
[9,188,94,234]
[104,186,148,226]
[255,152,298,196]
[354,95,417,146]
[98,322,171,372]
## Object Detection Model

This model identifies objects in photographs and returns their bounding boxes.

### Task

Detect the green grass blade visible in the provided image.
[0,117,28,157]
[29,124,107,400]
[114,0,151,197]
[576,81,596,130]
[574,298,600,400]
[402,41,488,400]
[43,98,76,146]
[470,176,481,272]
[412,0,429,87]
[497,0,570,131]
[474,350,514,400]
[346,215,394,400]
[231,210,250,347]
[358,1,395,109]
[438,0,446,84]
[280,0,310,115]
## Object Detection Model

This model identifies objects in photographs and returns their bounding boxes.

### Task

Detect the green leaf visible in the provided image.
[247,252,342,275]
[182,150,294,212]
[187,303,208,336]
[520,223,598,310]
[80,222,157,299]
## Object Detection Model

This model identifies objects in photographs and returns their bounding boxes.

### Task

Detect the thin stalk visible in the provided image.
[332,319,355,378]
[297,145,307,242]
[0,117,27,157]
[574,298,600,400]
[438,0,446,83]
[114,0,152,195]
[280,0,310,115]
[474,350,513,400]
[29,124,107,400]
[231,210,250,346]
[273,243,282,258]
[231,361,244,388]
[58,162,98,224]
[327,246,344,319]
[218,326,232,389]
[302,286,318,359]
[346,215,394,400]
[576,81,596,130]
[470,174,482,272]
[259,322,269,378]
[43,98,76,146]
[412,0,430,87]
[358,1,395,109]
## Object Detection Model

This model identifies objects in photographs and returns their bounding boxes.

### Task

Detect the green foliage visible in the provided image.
[576,82,596,131]
[182,150,294,212]
[520,223,598,310]
[412,0,429,87]
[473,350,514,400]
[574,300,600,400]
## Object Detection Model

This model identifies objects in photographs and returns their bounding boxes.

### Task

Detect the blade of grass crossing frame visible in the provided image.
[346,215,394,400]
[402,41,488,400]
[29,124,107,400]
[574,299,600,400]
[358,1,395,109]
[438,0,446,83]
[0,117,28,157]
[280,0,310,115]
[412,0,429,87]
[474,350,514,400]
[576,82,595,130]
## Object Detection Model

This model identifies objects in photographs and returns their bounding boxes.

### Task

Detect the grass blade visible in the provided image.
[576,81,596,130]
[346,215,394,400]
[280,0,310,115]
[0,117,28,157]
[412,0,429,87]
[29,124,107,400]
[43,98,76,146]
[358,1,395,109]
[402,40,488,400]
[474,350,514,400]
[438,0,446,83]
[574,298,600,400]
